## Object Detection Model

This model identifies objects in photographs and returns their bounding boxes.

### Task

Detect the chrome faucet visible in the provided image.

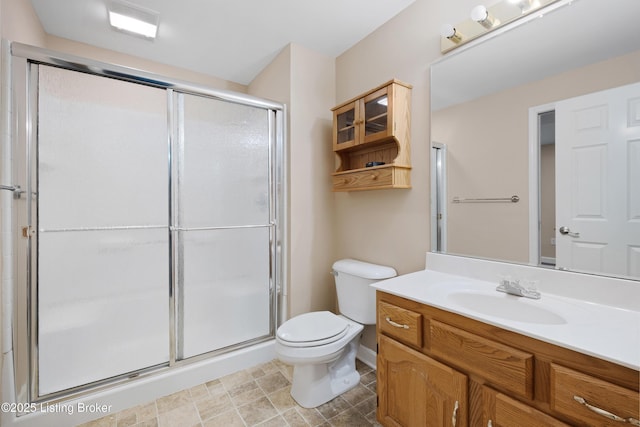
[496,278,541,299]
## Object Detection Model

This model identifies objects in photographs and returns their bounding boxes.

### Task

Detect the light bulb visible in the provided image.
[471,5,498,29]
[440,24,463,43]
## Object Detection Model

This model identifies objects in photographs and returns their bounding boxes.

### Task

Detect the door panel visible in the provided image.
[180,227,271,358]
[38,229,169,394]
[177,93,273,359]
[37,65,169,395]
[555,82,640,277]
[180,94,270,228]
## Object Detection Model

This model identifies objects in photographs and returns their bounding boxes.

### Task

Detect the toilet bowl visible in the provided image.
[275,259,396,408]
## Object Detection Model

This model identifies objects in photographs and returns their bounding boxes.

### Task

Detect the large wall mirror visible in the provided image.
[430,0,640,280]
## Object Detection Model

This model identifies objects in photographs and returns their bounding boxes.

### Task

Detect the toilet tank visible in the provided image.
[332,259,397,325]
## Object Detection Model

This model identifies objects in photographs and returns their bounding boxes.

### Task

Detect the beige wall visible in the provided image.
[1,0,46,46]
[333,0,489,276]
[333,0,491,351]
[249,44,337,318]
[432,50,640,263]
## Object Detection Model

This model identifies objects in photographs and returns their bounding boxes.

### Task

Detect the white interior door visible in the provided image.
[555,81,640,277]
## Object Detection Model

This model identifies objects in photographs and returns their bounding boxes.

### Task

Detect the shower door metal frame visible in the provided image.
[8,42,287,406]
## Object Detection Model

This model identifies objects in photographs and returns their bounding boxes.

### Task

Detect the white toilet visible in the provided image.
[276,259,396,408]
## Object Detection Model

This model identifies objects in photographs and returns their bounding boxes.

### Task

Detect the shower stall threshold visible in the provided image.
[1,340,276,427]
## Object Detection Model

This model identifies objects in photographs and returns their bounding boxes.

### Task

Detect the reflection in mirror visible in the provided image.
[430,0,640,280]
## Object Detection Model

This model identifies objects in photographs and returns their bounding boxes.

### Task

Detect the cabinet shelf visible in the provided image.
[337,124,355,132]
[331,79,412,192]
[365,112,387,123]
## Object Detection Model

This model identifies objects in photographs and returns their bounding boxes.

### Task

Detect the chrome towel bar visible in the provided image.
[452,195,519,203]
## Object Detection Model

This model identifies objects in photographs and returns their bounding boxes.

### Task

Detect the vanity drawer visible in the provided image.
[378,301,422,348]
[430,320,534,399]
[332,167,393,191]
[550,363,640,426]
[483,386,570,427]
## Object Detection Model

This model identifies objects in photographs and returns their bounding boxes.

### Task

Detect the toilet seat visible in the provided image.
[277,311,349,347]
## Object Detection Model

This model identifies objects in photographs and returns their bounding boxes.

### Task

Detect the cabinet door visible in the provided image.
[362,86,392,144]
[333,100,359,150]
[378,335,467,427]
[481,386,569,427]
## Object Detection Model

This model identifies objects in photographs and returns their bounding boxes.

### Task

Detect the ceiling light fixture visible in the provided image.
[108,0,159,40]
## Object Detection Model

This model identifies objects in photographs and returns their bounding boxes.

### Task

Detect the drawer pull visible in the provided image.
[385,316,409,329]
[452,400,459,427]
[574,396,640,425]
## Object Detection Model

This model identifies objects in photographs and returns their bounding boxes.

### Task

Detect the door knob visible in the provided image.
[559,226,580,238]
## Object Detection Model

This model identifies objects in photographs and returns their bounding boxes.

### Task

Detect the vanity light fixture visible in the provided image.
[440,24,464,44]
[440,0,560,54]
[108,0,159,40]
[471,5,499,29]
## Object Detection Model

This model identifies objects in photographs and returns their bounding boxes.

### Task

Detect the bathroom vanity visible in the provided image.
[373,256,640,427]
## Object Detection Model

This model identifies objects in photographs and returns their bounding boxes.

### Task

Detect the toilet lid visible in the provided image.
[277,311,349,347]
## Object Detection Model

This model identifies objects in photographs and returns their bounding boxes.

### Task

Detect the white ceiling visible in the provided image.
[29,0,415,85]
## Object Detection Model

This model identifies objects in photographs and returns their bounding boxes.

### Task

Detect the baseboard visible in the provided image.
[356,344,376,370]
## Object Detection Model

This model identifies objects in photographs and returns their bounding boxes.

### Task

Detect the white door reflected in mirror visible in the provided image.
[555,82,640,278]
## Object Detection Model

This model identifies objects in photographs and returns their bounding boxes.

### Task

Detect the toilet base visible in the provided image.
[289,336,361,408]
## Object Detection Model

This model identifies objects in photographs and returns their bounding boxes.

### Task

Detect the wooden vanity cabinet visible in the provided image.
[331,79,412,191]
[376,291,640,427]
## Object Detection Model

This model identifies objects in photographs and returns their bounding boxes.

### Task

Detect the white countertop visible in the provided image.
[372,269,640,370]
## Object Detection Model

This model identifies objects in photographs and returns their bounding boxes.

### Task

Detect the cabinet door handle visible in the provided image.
[452,400,459,427]
[487,420,493,427]
[574,396,640,425]
[385,316,409,329]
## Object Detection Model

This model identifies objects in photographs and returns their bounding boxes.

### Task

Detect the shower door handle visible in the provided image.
[0,184,24,199]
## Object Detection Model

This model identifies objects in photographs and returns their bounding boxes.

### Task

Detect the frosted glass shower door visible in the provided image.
[178,93,272,359]
[36,66,170,395]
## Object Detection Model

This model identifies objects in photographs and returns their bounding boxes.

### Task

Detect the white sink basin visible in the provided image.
[447,291,567,325]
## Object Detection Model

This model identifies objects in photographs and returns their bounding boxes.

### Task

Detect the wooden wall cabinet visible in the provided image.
[331,80,412,191]
[376,291,640,427]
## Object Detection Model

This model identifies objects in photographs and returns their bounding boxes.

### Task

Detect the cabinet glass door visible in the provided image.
[333,102,358,150]
[363,87,390,142]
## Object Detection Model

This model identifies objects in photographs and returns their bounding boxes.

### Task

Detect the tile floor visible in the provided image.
[77,359,382,427]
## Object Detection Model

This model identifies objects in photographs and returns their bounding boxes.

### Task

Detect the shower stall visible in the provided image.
[4,43,285,408]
